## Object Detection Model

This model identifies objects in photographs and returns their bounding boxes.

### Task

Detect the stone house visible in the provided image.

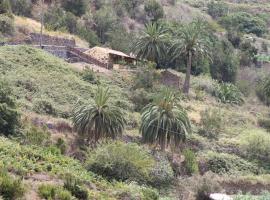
[84,47,136,69]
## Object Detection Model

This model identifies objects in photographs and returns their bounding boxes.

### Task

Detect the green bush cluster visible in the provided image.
[204,152,261,175]
[220,12,268,37]
[38,184,73,200]
[86,141,155,183]
[0,169,25,200]
[234,193,270,200]
[213,82,244,105]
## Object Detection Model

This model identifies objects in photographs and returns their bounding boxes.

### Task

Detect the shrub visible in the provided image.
[195,173,222,200]
[149,152,174,187]
[256,77,270,105]
[133,65,158,90]
[207,1,228,19]
[241,130,270,163]
[213,82,244,105]
[258,118,270,132]
[22,125,50,146]
[63,175,88,200]
[86,141,155,183]
[234,193,270,200]
[236,79,252,97]
[130,88,152,112]
[56,138,67,155]
[0,81,20,136]
[0,14,14,36]
[192,76,218,95]
[81,67,99,84]
[204,152,261,175]
[183,149,199,175]
[198,108,224,139]
[38,184,73,200]
[33,99,57,116]
[0,170,25,200]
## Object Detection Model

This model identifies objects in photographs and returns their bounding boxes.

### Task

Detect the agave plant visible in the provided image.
[140,89,191,151]
[72,87,126,144]
[213,82,244,105]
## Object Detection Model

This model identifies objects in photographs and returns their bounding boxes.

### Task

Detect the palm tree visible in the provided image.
[171,19,212,94]
[132,22,169,64]
[72,87,126,144]
[140,89,191,151]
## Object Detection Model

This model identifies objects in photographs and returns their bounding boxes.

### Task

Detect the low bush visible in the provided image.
[33,99,57,116]
[258,118,270,132]
[81,67,99,84]
[0,81,20,136]
[130,88,152,112]
[133,65,159,90]
[198,108,224,139]
[195,173,222,200]
[183,149,199,175]
[0,170,25,200]
[38,184,73,200]
[241,130,270,164]
[22,125,50,146]
[149,152,174,187]
[86,141,155,183]
[256,77,270,106]
[213,82,244,105]
[192,76,218,95]
[204,152,261,175]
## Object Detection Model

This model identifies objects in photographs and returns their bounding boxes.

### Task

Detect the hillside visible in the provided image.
[0,0,270,200]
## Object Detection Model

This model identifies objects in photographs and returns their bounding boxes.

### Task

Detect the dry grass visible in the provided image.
[14,16,89,48]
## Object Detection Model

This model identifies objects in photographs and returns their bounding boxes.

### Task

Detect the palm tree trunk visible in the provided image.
[183,51,192,94]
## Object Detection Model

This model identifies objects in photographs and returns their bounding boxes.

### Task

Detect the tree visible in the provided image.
[140,89,191,151]
[93,7,117,44]
[0,81,20,136]
[62,0,87,16]
[210,38,239,83]
[171,19,212,94]
[220,12,268,37]
[132,22,169,64]
[144,0,164,22]
[72,87,126,145]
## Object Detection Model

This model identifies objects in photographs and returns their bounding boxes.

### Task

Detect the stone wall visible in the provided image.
[160,70,181,88]
[30,33,76,47]
[35,45,69,59]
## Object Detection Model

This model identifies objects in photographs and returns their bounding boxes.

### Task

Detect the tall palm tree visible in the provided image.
[140,89,191,151]
[132,22,169,64]
[171,19,212,94]
[72,87,126,144]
